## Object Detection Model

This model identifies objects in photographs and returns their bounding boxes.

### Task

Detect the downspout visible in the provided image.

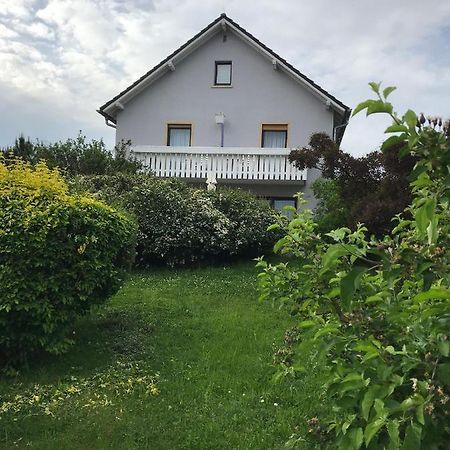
[333,121,348,142]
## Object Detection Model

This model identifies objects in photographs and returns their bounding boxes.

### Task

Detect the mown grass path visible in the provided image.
[1,263,327,449]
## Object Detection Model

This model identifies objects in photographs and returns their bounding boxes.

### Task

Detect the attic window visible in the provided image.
[214,61,232,85]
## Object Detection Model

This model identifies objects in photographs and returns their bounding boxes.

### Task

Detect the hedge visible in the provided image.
[74,174,281,266]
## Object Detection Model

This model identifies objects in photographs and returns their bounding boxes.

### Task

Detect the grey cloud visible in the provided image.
[0,0,449,156]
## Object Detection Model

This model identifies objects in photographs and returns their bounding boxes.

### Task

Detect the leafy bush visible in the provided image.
[311,178,348,233]
[289,131,416,236]
[0,159,136,366]
[207,188,280,257]
[258,84,450,449]
[74,174,280,266]
[2,134,142,176]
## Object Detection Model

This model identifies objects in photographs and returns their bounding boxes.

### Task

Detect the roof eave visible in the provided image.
[97,108,116,124]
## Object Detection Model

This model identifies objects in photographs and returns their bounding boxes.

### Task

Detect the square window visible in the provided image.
[273,198,296,219]
[215,61,232,85]
[261,124,288,148]
[167,124,192,146]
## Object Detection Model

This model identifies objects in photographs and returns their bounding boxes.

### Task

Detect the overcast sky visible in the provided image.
[0,0,449,156]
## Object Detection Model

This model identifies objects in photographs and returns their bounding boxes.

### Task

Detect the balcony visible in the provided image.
[131,146,307,183]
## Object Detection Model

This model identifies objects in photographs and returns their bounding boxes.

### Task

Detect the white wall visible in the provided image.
[115,28,333,208]
[116,29,334,148]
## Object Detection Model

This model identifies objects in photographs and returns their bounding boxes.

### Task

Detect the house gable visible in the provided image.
[114,29,337,149]
[98,14,350,143]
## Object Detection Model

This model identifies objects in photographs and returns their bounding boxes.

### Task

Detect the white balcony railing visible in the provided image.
[132,146,307,182]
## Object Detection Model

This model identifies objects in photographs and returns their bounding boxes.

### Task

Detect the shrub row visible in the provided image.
[2,134,142,176]
[74,174,281,266]
[0,160,136,365]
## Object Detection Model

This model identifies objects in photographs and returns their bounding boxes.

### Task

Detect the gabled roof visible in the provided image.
[98,13,351,143]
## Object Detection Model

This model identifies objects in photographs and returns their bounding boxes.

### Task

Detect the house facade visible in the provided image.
[98,14,350,210]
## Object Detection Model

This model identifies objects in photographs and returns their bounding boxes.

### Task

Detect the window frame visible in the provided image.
[261,124,288,148]
[214,61,232,86]
[271,197,297,219]
[167,124,192,147]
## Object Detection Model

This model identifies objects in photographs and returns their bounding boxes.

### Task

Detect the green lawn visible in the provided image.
[0,262,328,449]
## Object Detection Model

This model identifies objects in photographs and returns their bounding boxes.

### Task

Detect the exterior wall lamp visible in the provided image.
[215,112,225,147]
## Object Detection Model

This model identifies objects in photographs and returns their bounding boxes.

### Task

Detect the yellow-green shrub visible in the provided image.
[0,159,136,365]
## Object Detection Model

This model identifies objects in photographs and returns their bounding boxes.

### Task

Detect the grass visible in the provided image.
[0,262,329,449]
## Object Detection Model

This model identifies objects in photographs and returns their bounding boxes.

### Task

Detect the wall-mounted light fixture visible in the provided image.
[215,112,225,147]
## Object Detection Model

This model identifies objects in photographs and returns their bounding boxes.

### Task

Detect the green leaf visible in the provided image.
[416,403,425,425]
[364,417,386,446]
[385,124,408,133]
[362,350,381,363]
[326,287,341,299]
[399,395,424,411]
[266,223,280,231]
[348,427,363,450]
[352,100,372,117]
[401,423,421,450]
[383,86,396,98]
[298,320,316,329]
[273,236,289,253]
[415,197,436,235]
[380,135,405,151]
[368,81,381,94]
[365,294,384,304]
[342,373,364,383]
[361,387,377,420]
[403,109,417,129]
[438,340,449,357]
[413,288,450,302]
[426,215,438,244]
[322,244,350,271]
[436,363,450,387]
[373,398,385,416]
[314,325,340,339]
[367,100,393,116]
[386,420,400,450]
[342,415,356,434]
[340,266,367,311]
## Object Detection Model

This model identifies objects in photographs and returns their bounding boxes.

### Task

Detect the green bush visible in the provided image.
[74,174,280,266]
[311,178,348,233]
[207,188,280,257]
[2,134,142,176]
[0,159,136,366]
[258,85,450,449]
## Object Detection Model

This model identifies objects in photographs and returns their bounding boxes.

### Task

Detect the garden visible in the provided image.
[0,85,449,449]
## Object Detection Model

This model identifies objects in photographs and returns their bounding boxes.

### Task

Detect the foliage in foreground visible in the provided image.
[0,159,136,366]
[2,134,142,176]
[258,84,449,449]
[75,174,281,266]
[289,131,416,236]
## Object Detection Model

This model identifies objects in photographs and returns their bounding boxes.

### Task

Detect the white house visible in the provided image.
[98,14,350,209]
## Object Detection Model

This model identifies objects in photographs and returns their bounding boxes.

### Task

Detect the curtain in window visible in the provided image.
[263,131,286,148]
[216,63,231,84]
[169,128,191,146]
